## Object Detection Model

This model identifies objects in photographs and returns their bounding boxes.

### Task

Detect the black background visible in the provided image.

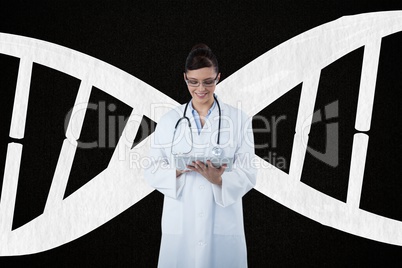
[0,1,402,267]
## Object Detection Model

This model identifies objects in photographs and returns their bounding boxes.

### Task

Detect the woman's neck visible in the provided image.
[192,99,214,116]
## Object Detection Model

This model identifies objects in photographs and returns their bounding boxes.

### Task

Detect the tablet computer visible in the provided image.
[174,156,234,172]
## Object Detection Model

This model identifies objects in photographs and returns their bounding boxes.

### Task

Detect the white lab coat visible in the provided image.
[144,97,257,268]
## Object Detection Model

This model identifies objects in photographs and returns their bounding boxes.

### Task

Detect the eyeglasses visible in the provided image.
[184,73,219,87]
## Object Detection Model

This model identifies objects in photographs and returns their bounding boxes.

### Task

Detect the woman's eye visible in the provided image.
[188,80,198,85]
[204,80,214,85]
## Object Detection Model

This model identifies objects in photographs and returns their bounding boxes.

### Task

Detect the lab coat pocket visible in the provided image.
[161,196,183,234]
[213,204,240,235]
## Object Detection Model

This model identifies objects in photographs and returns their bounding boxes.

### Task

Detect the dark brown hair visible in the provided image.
[184,43,219,73]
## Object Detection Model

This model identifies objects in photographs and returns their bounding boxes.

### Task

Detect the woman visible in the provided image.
[145,44,256,267]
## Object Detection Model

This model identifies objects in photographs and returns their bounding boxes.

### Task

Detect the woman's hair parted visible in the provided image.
[185,43,219,73]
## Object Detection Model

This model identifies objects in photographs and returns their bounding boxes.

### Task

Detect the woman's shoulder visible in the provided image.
[153,103,187,137]
[158,103,186,124]
[220,101,249,120]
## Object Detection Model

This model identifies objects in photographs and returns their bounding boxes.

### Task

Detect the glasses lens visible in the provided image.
[203,79,216,87]
[186,78,217,87]
[187,80,199,86]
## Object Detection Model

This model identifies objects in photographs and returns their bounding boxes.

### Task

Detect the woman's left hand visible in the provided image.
[187,160,226,185]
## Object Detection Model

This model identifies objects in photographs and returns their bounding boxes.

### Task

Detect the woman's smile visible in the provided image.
[194,91,208,98]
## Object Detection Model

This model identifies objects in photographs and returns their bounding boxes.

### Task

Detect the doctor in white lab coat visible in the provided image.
[144,44,257,268]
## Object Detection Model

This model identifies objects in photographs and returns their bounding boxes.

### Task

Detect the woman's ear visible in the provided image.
[216,73,221,83]
[183,72,187,82]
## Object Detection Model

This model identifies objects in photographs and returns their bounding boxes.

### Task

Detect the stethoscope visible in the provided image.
[171,94,222,157]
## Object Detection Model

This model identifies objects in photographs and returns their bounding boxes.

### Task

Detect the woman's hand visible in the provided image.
[187,160,227,185]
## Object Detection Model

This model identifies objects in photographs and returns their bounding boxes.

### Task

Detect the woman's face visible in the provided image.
[184,67,220,108]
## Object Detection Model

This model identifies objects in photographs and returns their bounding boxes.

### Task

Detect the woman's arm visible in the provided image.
[144,112,187,199]
[211,110,257,207]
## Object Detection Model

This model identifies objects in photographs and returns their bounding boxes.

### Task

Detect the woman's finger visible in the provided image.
[186,165,197,171]
[206,160,215,169]
[194,161,205,170]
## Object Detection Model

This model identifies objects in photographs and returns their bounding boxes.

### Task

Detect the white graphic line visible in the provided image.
[65,79,93,143]
[44,139,77,212]
[9,58,32,139]
[45,80,94,210]
[346,133,369,209]
[355,38,382,132]
[0,143,23,233]
[289,71,321,180]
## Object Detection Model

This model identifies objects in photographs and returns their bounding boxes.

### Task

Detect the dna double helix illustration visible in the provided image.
[0,11,401,255]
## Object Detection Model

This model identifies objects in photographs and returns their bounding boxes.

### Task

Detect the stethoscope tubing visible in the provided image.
[171,94,221,156]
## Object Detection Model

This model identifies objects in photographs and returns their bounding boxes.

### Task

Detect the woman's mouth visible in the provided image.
[195,92,208,98]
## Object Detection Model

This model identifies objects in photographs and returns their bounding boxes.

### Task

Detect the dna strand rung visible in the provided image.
[1,56,33,234]
[9,57,33,139]
[346,133,369,209]
[345,37,382,210]
[289,71,321,181]
[45,78,93,212]
[355,38,382,132]
[0,143,22,235]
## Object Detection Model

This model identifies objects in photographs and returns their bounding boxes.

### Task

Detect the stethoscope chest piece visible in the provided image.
[211,146,222,157]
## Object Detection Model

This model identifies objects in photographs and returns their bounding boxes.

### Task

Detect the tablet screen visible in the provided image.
[174,156,233,172]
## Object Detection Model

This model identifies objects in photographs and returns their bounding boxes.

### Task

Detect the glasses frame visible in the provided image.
[184,72,219,87]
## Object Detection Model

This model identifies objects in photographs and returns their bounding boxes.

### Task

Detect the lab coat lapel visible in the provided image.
[196,99,225,157]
